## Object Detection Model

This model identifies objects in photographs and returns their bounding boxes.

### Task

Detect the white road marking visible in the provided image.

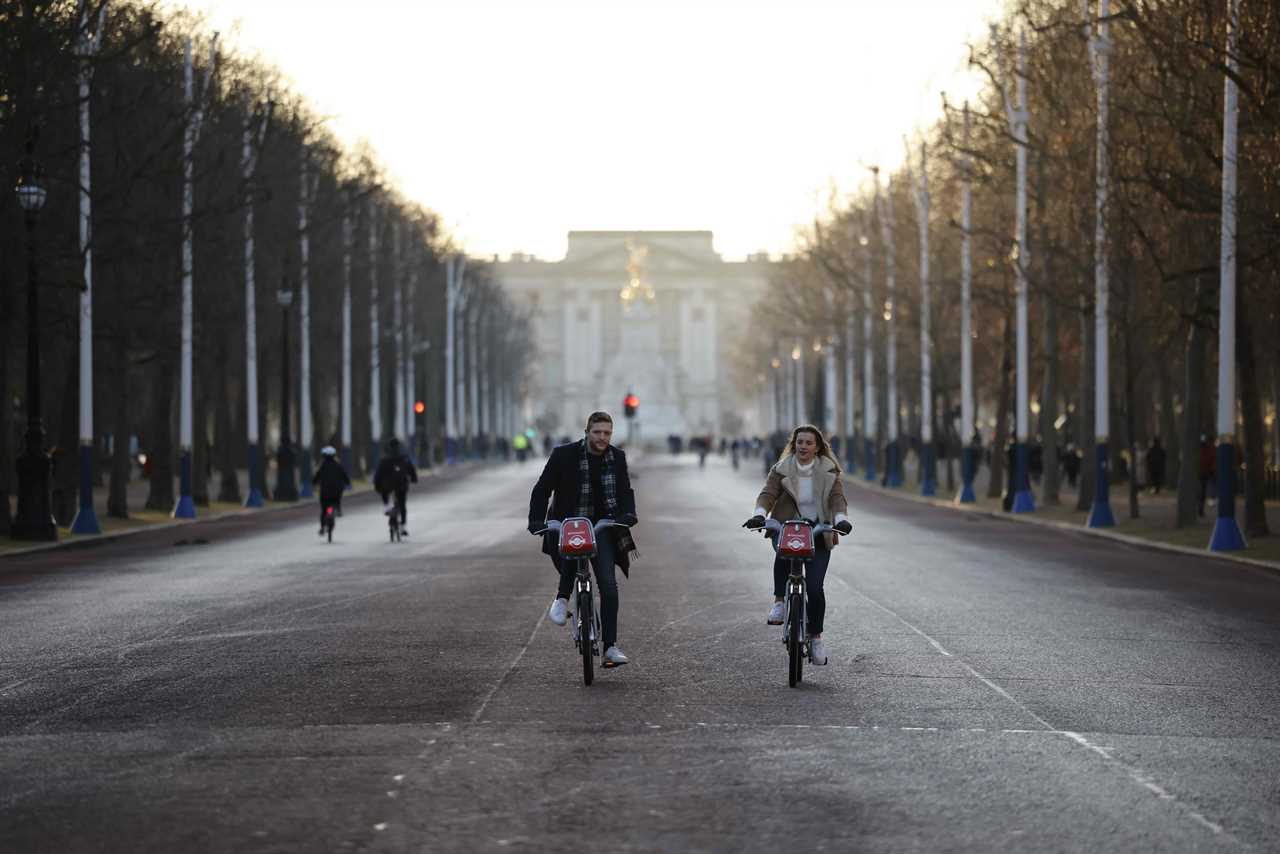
[833,577,1235,842]
[470,612,545,724]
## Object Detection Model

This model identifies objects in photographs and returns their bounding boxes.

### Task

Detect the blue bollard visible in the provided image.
[1209,441,1246,551]
[173,449,197,518]
[71,443,103,533]
[245,444,265,507]
[957,446,977,503]
[1012,441,1036,513]
[1087,441,1115,527]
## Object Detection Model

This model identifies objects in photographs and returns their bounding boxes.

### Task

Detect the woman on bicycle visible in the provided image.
[744,424,852,665]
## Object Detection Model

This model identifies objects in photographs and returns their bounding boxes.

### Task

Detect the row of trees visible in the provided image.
[0,0,533,535]
[740,0,1277,541]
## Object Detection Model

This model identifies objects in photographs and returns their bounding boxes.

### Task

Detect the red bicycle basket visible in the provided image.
[777,522,815,559]
[559,517,597,558]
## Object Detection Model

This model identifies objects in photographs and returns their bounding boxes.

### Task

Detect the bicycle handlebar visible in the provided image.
[754,518,833,536]
[533,518,633,537]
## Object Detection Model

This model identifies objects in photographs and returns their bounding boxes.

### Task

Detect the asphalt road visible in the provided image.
[2,452,1278,853]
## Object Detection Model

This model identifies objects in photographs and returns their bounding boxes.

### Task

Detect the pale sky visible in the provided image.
[188,0,1009,261]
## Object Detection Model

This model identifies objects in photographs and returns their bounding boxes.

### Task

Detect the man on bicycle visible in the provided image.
[311,445,351,534]
[528,411,639,668]
[374,437,418,536]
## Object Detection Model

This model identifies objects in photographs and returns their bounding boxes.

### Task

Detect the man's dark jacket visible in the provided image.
[528,440,637,575]
[312,458,351,502]
[374,454,418,496]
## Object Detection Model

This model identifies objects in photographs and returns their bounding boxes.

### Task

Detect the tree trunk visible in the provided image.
[1123,296,1140,520]
[989,313,1013,499]
[107,354,131,519]
[52,348,80,527]
[1076,296,1096,511]
[1041,297,1061,505]
[1157,357,1180,487]
[192,382,210,506]
[1176,277,1212,527]
[216,349,242,503]
[1237,287,1269,538]
[0,238,10,535]
[144,358,176,511]
[943,389,956,493]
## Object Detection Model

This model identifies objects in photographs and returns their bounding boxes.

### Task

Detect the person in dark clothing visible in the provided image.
[374,438,418,535]
[1198,435,1215,517]
[528,411,639,668]
[1061,443,1081,488]
[1146,436,1168,494]
[1002,439,1017,512]
[311,446,351,534]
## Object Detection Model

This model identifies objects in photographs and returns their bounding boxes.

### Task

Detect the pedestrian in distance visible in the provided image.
[1146,437,1168,495]
[1198,435,1215,517]
[743,424,852,666]
[374,437,418,536]
[528,411,639,668]
[1062,443,1081,488]
[312,446,351,534]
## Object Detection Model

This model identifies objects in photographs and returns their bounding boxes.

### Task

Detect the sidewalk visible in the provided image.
[849,453,1280,572]
[0,459,466,559]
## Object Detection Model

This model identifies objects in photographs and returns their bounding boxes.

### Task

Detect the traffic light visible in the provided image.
[414,400,426,416]
[623,392,639,419]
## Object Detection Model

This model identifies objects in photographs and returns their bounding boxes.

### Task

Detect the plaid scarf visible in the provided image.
[576,440,639,563]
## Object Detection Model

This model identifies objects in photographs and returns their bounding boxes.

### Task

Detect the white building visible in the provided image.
[494,231,771,441]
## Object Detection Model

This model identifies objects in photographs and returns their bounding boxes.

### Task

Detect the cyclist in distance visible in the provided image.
[743,424,852,665]
[528,411,639,668]
[374,437,418,536]
[311,445,351,534]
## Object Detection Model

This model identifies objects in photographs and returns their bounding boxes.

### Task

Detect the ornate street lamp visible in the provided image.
[274,280,298,501]
[12,145,56,541]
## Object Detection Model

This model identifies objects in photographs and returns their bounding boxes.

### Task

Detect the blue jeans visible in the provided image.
[551,531,619,648]
[771,539,831,637]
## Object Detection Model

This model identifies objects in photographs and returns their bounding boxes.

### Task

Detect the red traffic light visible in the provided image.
[624,394,639,409]
[414,400,426,415]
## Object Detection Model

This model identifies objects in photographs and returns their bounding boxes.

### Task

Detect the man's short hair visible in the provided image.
[585,411,613,431]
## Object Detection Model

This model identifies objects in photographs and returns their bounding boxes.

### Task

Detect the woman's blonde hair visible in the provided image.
[779,424,842,472]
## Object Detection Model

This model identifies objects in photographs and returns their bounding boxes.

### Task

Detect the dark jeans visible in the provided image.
[382,488,408,525]
[772,539,831,637]
[550,531,619,648]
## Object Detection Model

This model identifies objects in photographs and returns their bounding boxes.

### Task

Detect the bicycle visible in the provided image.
[535,517,630,686]
[751,518,833,687]
[384,492,406,542]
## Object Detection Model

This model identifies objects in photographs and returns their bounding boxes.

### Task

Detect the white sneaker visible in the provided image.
[547,597,569,626]
[809,637,828,665]
[383,504,395,516]
[603,646,629,667]
[766,601,785,625]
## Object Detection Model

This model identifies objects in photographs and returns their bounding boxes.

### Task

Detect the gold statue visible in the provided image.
[620,238,655,307]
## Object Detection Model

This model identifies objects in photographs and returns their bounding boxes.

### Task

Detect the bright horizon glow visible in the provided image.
[189,0,1009,260]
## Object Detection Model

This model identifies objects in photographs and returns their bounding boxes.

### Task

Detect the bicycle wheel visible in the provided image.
[578,589,594,686]
[788,593,804,687]
[327,520,333,543]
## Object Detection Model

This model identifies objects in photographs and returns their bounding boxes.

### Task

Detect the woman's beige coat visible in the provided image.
[754,454,848,548]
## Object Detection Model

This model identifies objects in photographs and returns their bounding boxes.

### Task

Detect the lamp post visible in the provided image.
[860,231,877,482]
[12,146,56,541]
[273,282,298,501]
[958,103,978,503]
